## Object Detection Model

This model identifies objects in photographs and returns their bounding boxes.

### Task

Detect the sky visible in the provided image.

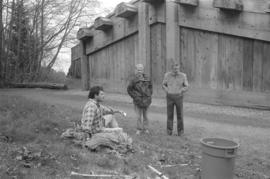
[54,0,131,74]
[100,0,131,10]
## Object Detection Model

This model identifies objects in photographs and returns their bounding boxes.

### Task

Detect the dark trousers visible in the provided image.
[166,94,183,135]
[134,104,149,131]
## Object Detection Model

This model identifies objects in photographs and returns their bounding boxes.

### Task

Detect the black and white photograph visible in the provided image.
[0,0,270,178]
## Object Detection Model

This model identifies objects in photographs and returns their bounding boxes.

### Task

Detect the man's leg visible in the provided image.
[175,95,184,135]
[166,94,174,135]
[134,105,143,134]
[104,114,119,128]
[142,107,149,132]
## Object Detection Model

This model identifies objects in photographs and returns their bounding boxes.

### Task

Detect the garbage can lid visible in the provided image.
[200,138,239,150]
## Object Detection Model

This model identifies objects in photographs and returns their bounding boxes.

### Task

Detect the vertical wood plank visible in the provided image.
[194,31,203,87]
[166,0,180,70]
[193,30,218,89]
[80,40,89,90]
[231,37,243,91]
[120,37,126,92]
[180,28,196,85]
[151,24,163,94]
[138,2,151,75]
[262,42,270,92]
[242,39,253,91]
[217,35,243,90]
[217,34,225,89]
[253,41,263,92]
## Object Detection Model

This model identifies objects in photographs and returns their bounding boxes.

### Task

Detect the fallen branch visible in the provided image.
[8,82,68,90]
[159,163,189,168]
[148,165,169,179]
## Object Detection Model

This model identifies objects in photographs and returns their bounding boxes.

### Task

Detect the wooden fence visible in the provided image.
[71,0,270,109]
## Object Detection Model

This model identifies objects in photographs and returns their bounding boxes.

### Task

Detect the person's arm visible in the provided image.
[127,78,136,98]
[162,73,169,93]
[182,74,189,92]
[100,104,126,116]
[149,77,153,96]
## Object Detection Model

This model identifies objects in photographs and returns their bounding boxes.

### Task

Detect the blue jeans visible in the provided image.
[134,105,149,131]
[166,94,183,135]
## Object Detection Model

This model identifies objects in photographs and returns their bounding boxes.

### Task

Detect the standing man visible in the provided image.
[162,62,189,136]
[127,64,153,135]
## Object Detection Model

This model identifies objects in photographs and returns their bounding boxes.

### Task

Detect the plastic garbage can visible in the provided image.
[200,138,239,179]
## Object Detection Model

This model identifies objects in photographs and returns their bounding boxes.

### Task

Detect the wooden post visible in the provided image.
[166,0,180,70]
[79,40,89,90]
[138,2,151,75]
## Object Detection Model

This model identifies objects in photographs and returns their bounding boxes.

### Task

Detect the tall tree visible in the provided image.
[0,0,100,83]
[0,0,4,82]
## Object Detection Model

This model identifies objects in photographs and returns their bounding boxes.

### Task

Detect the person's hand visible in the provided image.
[115,110,126,117]
[119,110,127,117]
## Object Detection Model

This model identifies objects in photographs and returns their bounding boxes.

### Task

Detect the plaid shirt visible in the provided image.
[81,99,114,134]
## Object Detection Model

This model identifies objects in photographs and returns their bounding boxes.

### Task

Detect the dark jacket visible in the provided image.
[127,73,153,108]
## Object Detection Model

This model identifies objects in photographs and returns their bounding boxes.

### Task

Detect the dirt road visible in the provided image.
[1,88,270,177]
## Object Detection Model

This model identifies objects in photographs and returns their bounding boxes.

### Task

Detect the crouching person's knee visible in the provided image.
[104,114,119,128]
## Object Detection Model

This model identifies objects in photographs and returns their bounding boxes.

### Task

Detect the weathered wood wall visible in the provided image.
[68,59,81,78]
[180,28,270,107]
[71,0,270,108]
[89,33,138,93]
[150,23,166,94]
[68,45,81,78]
[180,28,270,92]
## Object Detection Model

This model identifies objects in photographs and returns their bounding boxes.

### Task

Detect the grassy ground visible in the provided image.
[0,94,270,179]
[0,95,200,179]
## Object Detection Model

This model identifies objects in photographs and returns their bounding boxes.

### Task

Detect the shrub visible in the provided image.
[37,67,67,83]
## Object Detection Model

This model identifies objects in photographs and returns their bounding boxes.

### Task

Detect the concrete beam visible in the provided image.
[142,0,164,4]
[115,2,138,18]
[77,28,93,41]
[213,0,243,11]
[266,2,270,13]
[178,0,198,6]
[94,17,113,31]
[166,0,180,70]
[138,2,151,75]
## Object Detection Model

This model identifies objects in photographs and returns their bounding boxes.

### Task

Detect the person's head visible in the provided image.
[88,86,104,102]
[171,62,180,74]
[135,64,144,74]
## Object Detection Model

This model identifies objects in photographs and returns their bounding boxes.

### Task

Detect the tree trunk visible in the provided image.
[0,0,3,82]
[38,0,44,71]
[8,82,68,90]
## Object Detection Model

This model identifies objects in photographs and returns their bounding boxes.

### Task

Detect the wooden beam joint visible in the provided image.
[266,2,270,13]
[115,2,138,18]
[77,28,93,41]
[142,0,164,5]
[213,0,243,11]
[177,0,198,7]
[94,17,113,31]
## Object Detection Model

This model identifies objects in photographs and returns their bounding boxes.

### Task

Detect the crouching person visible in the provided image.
[81,86,132,152]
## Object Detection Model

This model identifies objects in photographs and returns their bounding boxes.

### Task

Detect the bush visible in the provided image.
[37,67,67,83]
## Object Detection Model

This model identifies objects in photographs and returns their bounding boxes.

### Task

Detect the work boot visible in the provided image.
[144,129,150,134]
[178,130,184,136]
[167,130,172,136]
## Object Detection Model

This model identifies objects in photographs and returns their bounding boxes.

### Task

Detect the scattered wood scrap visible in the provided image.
[70,171,135,179]
[148,165,169,179]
